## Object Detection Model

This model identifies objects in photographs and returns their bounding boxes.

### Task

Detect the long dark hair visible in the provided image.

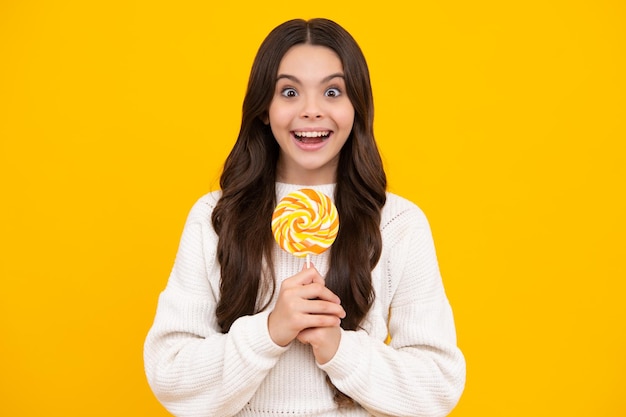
[211,18,386,404]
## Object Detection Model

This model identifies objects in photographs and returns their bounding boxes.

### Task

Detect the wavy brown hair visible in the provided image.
[211,18,387,406]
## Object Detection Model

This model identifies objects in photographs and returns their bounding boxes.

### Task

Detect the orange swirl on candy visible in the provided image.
[271,189,339,257]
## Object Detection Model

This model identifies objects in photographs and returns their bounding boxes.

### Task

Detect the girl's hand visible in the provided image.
[297,326,341,365]
[268,265,346,347]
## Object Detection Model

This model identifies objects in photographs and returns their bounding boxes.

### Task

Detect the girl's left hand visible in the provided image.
[297,326,341,365]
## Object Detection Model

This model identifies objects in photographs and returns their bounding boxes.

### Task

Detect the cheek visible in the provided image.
[338,106,356,131]
[268,104,293,128]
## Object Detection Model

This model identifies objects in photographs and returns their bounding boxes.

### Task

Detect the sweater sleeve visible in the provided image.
[319,205,466,417]
[143,197,288,417]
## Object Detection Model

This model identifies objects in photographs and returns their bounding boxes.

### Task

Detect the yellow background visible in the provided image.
[1,0,625,415]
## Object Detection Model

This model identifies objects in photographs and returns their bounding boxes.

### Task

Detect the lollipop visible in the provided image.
[272,188,339,267]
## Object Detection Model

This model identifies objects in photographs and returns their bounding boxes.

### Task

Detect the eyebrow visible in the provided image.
[275,72,345,84]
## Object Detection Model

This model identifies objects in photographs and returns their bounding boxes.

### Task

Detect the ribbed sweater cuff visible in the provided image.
[231,310,289,363]
[317,329,365,388]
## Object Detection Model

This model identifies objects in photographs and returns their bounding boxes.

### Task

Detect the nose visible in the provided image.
[300,96,323,119]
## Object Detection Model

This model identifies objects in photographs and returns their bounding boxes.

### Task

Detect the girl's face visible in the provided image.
[267,44,355,185]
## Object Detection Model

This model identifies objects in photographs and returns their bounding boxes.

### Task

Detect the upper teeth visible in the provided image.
[294,131,330,138]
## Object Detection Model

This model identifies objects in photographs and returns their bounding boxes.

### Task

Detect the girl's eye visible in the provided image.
[281,88,298,98]
[325,88,341,97]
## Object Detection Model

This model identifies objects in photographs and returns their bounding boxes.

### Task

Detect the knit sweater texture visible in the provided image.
[144,182,466,417]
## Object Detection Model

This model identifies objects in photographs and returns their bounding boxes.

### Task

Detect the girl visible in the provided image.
[144,18,466,417]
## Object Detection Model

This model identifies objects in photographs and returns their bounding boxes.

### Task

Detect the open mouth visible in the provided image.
[293,131,332,143]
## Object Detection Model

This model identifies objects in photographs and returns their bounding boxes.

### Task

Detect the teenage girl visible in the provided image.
[144,17,466,417]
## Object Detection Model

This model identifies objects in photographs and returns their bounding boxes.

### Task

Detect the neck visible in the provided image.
[275,164,337,186]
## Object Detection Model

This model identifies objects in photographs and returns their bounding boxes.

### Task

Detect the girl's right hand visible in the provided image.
[268,265,346,347]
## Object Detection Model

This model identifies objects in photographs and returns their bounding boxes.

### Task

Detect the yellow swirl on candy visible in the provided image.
[271,189,339,257]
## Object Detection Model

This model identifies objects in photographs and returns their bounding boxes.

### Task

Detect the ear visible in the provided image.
[260,112,269,125]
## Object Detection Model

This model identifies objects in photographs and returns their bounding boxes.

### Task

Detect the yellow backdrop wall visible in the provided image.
[1,1,625,415]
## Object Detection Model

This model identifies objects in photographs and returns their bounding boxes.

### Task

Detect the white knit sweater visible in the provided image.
[144,182,466,417]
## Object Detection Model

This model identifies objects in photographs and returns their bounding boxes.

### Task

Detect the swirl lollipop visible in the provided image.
[272,188,339,267]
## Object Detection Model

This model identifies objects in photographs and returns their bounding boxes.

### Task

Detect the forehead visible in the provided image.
[277,44,344,77]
